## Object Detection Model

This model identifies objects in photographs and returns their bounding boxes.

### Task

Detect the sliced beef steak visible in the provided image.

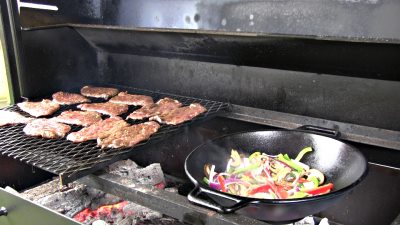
[127,97,182,120]
[150,103,207,125]
[66,117,129,143]
[109,92,153,106]
[97,121,160,149]
[17,99,60,117]
[0,110,33,126]
[77,102,129,116]
[52,110,102,126]
[23,119,71,139]
[52,91,90,105]
[80,86,119,99]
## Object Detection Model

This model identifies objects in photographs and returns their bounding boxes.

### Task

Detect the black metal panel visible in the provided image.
[19,27,100,100]
[74,26,400,81]
[19,0,400,41]
[0,155,53,191]
[100,53,400,131]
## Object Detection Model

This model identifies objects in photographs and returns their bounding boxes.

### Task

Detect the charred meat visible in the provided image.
[150,103,206,125]
[23,119,71,139]
[77,102,129,116]
[109,92,153,106]
[127,97,182,120]
[80,86,119,99]
[0,110,33,126]
[52,91,90,105]
[97,121,160,149]
[17,99,60,117]
[66,116,129,143]
[52,110,102,126]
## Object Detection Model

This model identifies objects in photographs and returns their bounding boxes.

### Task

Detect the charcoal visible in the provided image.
[123,202,162,220]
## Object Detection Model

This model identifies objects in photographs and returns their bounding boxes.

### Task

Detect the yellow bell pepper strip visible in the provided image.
[217,175,227,192]
[304,183,334,196]
[295,147,313,161]
[277,154,303,172]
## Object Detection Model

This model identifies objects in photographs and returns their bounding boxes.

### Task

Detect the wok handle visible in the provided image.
[188,186,251,213]
[297,125,340,138]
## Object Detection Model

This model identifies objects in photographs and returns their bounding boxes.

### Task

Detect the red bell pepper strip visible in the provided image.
[276,186,289,199]
[304,183,334,195]
[217,175,226,192]
[249,184,272,195]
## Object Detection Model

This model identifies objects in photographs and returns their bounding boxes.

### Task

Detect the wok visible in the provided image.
[185,126,368,223]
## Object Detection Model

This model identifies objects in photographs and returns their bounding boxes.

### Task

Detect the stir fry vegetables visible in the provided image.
[203,147,333,199]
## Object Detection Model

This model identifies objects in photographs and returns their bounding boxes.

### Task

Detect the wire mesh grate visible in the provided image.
[0,86,229,184]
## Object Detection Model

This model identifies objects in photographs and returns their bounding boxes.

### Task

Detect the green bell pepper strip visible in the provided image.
[203,177,210,185]
[288,191,309,199]
[295,147,313,161]
[277,154,303,172]
[232,163,259,174]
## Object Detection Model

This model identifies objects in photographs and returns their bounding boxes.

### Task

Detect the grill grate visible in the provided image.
[0,86,229,184]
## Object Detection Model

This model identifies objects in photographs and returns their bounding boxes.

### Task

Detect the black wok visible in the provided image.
[185,126,368,223]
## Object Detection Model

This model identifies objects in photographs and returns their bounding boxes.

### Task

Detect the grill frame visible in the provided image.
[0,86,229,184]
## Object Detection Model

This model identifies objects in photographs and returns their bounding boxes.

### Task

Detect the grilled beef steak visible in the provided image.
[127,97,182,120]
[109,92,153,106]
[77,102,129,116]
[17,99,60,117]
[0,110,33,126]
[52,91,90,105]
[52,110,102,126]
[66,116,129,143]
[150,103,207,125]
[23,118,71,139]
[97,121,160,148]
[80,86,119,99]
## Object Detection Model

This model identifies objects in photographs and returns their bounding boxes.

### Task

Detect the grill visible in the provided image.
[0,86,229,184]
[1,0,400,225]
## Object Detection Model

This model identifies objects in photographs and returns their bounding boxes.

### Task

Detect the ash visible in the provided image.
[21,159,183,225]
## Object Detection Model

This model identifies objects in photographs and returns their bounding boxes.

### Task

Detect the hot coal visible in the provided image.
[21,160,168,225]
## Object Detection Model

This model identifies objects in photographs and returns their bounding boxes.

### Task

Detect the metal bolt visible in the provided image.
[0,206,7,216]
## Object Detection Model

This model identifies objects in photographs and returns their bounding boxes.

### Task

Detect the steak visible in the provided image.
[17,99,60,117]
[77,102,129,116]
[97,121,160,149]
[80,86,119,99]
[52,110,102,126]
[0,110,33,126]
[109,92,153,106]
[150,103,207,125]
[23,119,71,139]
[66,117,129,143]
[127,97,182,120]
[52,91,90,105]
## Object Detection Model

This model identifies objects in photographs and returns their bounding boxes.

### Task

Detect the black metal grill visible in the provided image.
[0,86,229,184]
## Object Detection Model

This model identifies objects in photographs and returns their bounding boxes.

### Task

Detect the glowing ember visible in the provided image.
[73,201,129,223]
